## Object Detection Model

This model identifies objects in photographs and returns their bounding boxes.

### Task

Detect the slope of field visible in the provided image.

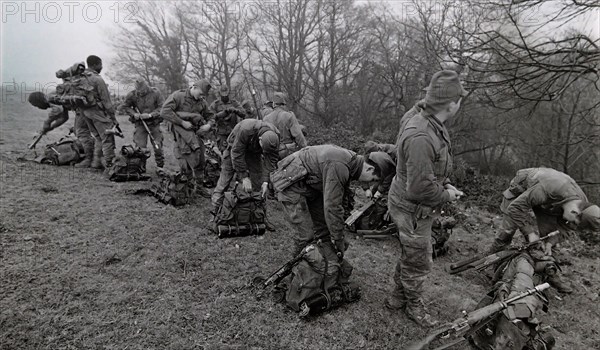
[1,94,599,349]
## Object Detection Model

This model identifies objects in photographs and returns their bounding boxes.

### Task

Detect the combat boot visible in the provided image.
[405,303,438,328]
[194,180,212,198]
[385,288,406,311]
[546,274,573,294]
[91,150,104,170]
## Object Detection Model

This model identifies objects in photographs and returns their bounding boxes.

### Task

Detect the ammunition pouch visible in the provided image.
[270,154,308,192]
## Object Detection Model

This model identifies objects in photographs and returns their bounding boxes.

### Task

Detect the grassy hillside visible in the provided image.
[1,94,599,349]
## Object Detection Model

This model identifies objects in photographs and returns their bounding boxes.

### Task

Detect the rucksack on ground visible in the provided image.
[214,190,266,238]
[108,145,151,182]
[203,140,221,188]
[282,242,360,317]
[35,136,84,165]
[150,169,194,206]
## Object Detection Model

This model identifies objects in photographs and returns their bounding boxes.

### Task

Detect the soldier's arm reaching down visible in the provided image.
[150,89,164,118]
[322,162,351,254]
[506,185,549,238]
[119,91,137,116]
[289,113,307,148]
[230,129,251,180]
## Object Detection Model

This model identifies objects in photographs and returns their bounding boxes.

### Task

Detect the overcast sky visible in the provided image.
[1,1,598,94]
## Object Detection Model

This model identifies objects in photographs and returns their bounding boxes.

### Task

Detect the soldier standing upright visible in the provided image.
[160,79,214,197]
[263,92,307,158]
[79,55,117,171]
[385,70,466,327]
[119,80,165,169]
[210,85,246,153]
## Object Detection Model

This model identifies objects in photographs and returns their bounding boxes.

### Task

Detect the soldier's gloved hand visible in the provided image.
[445,185,464,202]
[133,113,141,120]
[198,124,211,133]
[364,189,373,198]
[181,121,193,130]
[242,177,253,193]
[374,191,382,199]
[140,113,152,120]
[260,182,269,198]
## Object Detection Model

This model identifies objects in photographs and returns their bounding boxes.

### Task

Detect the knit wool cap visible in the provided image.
[423,70,467,114]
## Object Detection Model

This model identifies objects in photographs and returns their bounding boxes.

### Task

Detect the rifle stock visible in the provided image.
[345,200,376,227]
[28,133,45,149]
[404,283,550,350]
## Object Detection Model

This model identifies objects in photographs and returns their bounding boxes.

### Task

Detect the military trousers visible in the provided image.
[388,201,436,307]
[75,112,102,161]
[83,116,115,165]
[133,121,164,167]
[277,181,330,257]
[211,150,263,211]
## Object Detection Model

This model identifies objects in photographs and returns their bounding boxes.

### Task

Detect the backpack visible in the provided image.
[108,145,151,182]
[150,171,195,206]
[284,242,360,317]
[214,190,266,238]
[49,71,98,108]
[37,136,84,165]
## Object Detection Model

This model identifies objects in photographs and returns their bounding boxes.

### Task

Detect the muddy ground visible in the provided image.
[1,94,599,349]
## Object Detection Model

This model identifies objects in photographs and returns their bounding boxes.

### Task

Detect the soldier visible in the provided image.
[241,100,257,119]
[211,119,280,213]
[119,80,165,169]
[160,79,214,198]
[79,55,117,171]
[385,70,466,327]
[260,100,274,117]
[363,141,397,198]
[210,85,246,153]
[273,146,393,257]
[487,167,600,293]
[264,92,307,158]
[28,92,69,137]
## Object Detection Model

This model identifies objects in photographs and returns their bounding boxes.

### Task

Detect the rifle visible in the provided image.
[97,101,124,138]
[447,230,559,275]
[134,107,159,150]
[356,224,397,239]
[28,132,45,149]
[345,199,376,227]
[252,244,315,290]
[404,283,551,350]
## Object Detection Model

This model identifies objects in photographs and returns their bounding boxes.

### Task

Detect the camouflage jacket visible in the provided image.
[160,88,214,129]
[389,107,453,212]
[293,145,364,241]
[503,167,588,234]
[226,119,280,183]
[119,87,164,125]
[80,69,115,123]
[263,107,307,148]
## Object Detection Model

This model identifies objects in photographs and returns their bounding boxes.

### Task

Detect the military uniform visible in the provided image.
[491,167,593,251]
[119,85,165,167]
[209,98,245,153]
[160,82,214,187]
[264,106,307,159]
[211,119,280,211]
[79,68,116,166]
[276,145,365,256]
[388,110,453,309]
[363,142,397,196]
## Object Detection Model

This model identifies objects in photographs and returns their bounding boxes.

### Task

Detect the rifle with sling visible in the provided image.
[447,231,559,275]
